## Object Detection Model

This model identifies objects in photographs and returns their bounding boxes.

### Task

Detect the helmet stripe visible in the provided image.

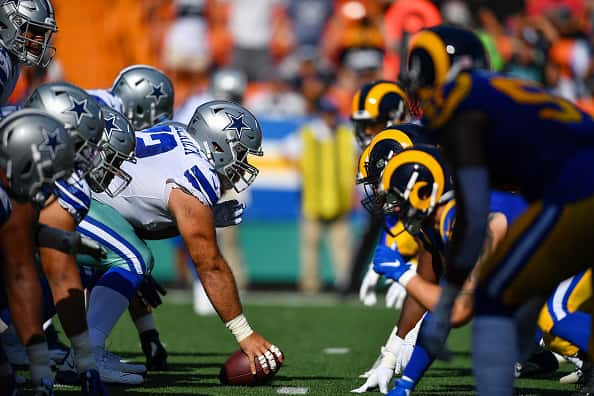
[409,30,450,87]
[381,149,445,211]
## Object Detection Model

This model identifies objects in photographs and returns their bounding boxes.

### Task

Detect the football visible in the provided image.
[219,349,282,385]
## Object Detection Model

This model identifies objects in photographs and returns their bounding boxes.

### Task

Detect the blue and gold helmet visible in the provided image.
[379,145,453,234]
[358,124,431,216]
[406,25,489,97]
[351,80,410,148]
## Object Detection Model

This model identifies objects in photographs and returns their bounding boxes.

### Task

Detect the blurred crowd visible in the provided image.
[8,0,594,118]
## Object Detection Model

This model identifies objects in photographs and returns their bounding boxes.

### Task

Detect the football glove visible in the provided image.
[213,199,245,228]
[385,281,407,309]
[359,263,380,306]
[137,275,167,308]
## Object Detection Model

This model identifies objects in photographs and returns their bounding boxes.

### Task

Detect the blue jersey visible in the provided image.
[421,191,528,251]
[0,48,19,105]
[0,105,20,119]
[423,70,594,203]
[55,170,92,223]
[0,186,11,226]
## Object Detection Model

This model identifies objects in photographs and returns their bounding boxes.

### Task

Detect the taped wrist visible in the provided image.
[398,268,417,287]
[225,314,254,343]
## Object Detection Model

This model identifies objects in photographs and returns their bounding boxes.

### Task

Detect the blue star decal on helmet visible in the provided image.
[223,112,251,139]
[39,127,65,159]
[103,115,122,140]
[146,82,167,104]
[64,96,91,125]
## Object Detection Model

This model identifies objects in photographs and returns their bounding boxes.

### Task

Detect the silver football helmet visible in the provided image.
[25,82,104,174]
[0,109,73,205]
[0,0,57,67]
[112,65,174,130]
[187,100,263,192]
[88,106,136,197]
[210,68,247,103]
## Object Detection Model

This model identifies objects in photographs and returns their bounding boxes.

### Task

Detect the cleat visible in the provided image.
[140,330,168,371]
[388,377,415,396]
[55,349,80,386]
[80,369,108,395]
[514,349,558,378]
[94,347,146,375]
[33,377,54,396]
[560,369,583,385]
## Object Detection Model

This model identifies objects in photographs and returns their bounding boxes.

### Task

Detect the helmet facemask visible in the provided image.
[0,1,57,67]
[88,145,135,197]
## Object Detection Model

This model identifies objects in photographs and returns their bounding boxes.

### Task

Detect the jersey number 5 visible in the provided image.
[490,77,582,123]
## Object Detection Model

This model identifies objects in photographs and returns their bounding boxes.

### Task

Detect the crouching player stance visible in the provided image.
[403,25,594,396]
[66,100,282,384]
[370,146,525,395]
[0,110,74,395]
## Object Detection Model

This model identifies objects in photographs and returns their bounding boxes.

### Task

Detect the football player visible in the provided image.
[347,81,413,297]
[68,100,282,384]
[404,25,594,396]
[0,0,57,103]
[0,110,74,395]
[369,147,525,395]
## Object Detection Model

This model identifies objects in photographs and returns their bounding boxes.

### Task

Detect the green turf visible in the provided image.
[46,296,577,395]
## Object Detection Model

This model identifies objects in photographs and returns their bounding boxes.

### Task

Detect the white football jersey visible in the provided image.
[0,48,19,105]
[87,89,124,113]
[95,123,221,232]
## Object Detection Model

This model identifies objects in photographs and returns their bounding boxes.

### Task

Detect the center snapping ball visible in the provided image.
[219,349,283,385]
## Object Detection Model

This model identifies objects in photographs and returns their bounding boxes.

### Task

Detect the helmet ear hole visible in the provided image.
[21,160,32,176]
[135,105,143,115]
[212,142,224,153]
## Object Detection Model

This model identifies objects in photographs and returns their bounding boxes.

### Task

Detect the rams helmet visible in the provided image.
[351,80,409,148]
[406,25,489,98]
[379,145,453,234]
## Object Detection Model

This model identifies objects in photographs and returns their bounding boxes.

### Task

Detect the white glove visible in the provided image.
[351,351,397,394]
[359,263,380,306]
[385,281,407,309]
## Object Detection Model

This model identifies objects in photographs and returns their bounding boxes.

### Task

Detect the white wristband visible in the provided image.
[225,314,254,343]
[398,268,417,288]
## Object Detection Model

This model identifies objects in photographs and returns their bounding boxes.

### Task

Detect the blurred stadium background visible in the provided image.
[10,0,594,289]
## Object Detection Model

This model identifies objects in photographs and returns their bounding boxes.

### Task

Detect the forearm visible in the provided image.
[194,257,243,322]
[39,249,86,337]
[405,276,442,312]
[0,204,44,345]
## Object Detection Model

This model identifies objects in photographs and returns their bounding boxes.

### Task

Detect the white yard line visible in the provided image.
[277,387,309,394]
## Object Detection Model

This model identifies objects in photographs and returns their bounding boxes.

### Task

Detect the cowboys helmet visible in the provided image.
[210,68,247,103]
[0,109,73,205]
[187,100,263,192]
[0,0,57,67]
[112,65,174,130]
[351,80,410,148]
[88,106,136,197]
[406,25,489,98]
[25,82,104,174]
[379,146,454,235]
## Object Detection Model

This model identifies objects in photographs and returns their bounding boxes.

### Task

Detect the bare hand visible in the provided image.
[239,332,283,375]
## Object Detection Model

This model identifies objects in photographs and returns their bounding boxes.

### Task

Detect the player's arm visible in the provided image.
[168,188,282,373]
[403,212,508,326]
[38,201,87,337]
[0,201,45,346]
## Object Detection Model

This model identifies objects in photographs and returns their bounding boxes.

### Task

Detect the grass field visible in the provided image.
[44,293,578,395]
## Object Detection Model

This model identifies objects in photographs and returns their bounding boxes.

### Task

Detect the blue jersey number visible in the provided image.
[136,130,177,158]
